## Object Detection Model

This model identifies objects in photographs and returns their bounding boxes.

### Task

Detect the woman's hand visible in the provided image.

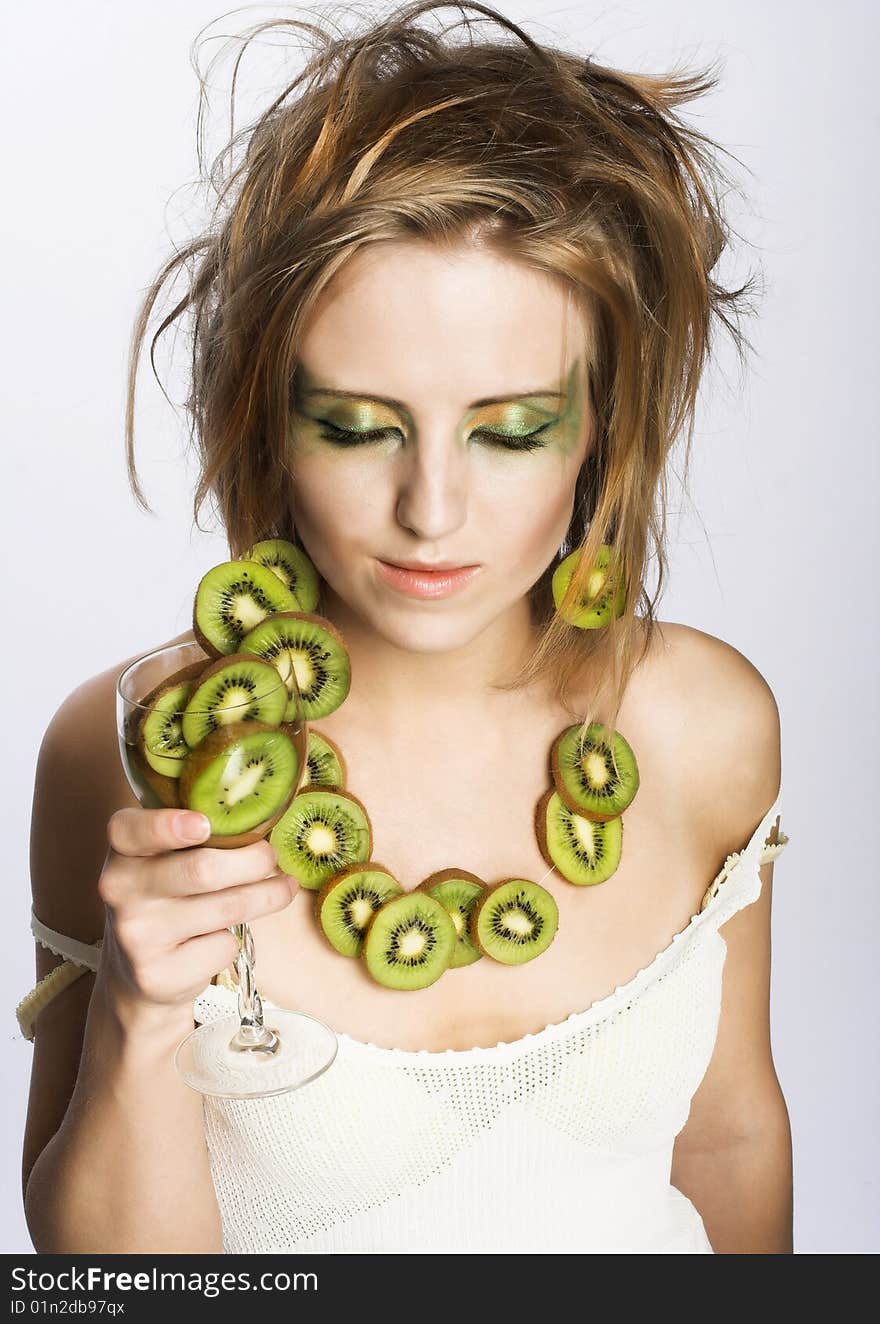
[95,807,296,1017]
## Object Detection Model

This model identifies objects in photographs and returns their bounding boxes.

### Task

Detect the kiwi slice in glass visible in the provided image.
[416,869,485,968]
[470,878,559,965]
[535,787,623,885]
[179,653,288,748]
[269,787,372,890]
[552,544,626,628]
[302,728,347,789]
[550,722,639,820]
[179,720,302,846]
[316,863,404,958]
[193,559,298,657]
[125,743,182,810]
[241,538,320,614]
[136,659,206,778]
[362,891,457,991]
[238,611,351,722]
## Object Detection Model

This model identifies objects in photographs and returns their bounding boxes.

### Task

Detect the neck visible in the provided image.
[316,584,545,727]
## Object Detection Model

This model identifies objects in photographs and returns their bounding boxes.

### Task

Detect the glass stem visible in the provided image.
[233,922,265,1034]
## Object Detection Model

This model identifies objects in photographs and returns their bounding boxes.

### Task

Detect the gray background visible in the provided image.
[3,0,877,1254]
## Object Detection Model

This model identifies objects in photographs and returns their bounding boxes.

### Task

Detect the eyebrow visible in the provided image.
[297,386,567,411]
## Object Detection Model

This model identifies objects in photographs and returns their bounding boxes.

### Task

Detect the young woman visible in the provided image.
[19,1,792,1254]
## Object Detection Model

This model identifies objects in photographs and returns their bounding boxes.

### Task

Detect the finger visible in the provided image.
[107,806,212,858]
[144,838,281,900]
[168,874,294,943]
[171,928,242,990]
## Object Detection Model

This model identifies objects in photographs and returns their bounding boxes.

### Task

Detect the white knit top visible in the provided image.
[18,794,789,1255]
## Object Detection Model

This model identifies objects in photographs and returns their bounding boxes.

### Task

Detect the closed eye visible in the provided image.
[469,421,554,452]
[316,421,402,446]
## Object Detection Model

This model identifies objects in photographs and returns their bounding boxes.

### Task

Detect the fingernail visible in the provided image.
[176,813,211,841]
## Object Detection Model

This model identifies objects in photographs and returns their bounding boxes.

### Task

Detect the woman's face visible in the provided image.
[288,239,593,655]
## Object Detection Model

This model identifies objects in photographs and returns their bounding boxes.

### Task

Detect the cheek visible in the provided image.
[290,452,384,558]
[476,460,578,568]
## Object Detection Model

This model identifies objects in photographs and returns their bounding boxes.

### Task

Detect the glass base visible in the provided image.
[175,1009,338,1099]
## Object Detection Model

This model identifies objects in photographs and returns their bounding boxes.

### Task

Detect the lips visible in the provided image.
[375,559,482,600]
[383,559,478,572]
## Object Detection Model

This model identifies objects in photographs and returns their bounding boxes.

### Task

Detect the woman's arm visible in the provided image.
[671,848,794,1253]
[22,666,224,1254]
[25,971,222,1254]
[670,636,793,1253]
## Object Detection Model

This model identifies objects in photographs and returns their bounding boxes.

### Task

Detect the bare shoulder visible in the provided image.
[645,618,780,719]
[642,619,783,859]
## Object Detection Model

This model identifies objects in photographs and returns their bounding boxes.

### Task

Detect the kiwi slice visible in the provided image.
[362,891,457,991]
[238,611,351,722]
[136,660,207,778]
[179,720,302,846]
[470,878,559,965]
[550,722,639,820]
[241,538,320,613]
[269,788,372,890]
[137,658,210,710]
[124,742,182,810]
[416,869,485,968]
[179,653,288,748]
[302,728,347,789]
[535,787,623,885]
[316,864,404,957]
[552,544,626,628]
[193,559,298,657]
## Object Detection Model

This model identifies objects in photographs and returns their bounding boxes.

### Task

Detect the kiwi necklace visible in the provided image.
[130,540,638,992]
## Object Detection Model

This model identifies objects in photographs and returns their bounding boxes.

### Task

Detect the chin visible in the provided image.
[383,617,483,654]
[362,600,488,654]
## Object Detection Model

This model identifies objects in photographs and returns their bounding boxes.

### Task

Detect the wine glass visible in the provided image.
[116,638,338,1099]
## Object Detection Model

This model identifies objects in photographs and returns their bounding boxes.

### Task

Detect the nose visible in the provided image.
[394,427,469,544]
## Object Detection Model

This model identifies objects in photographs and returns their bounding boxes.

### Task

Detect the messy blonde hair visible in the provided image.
[125,0,760,744]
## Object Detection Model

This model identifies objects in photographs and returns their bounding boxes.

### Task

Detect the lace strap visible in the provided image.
[30,907,103,970]
[15,909,105,1043]
[698,797,789,927]
[16,960,92,1041]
